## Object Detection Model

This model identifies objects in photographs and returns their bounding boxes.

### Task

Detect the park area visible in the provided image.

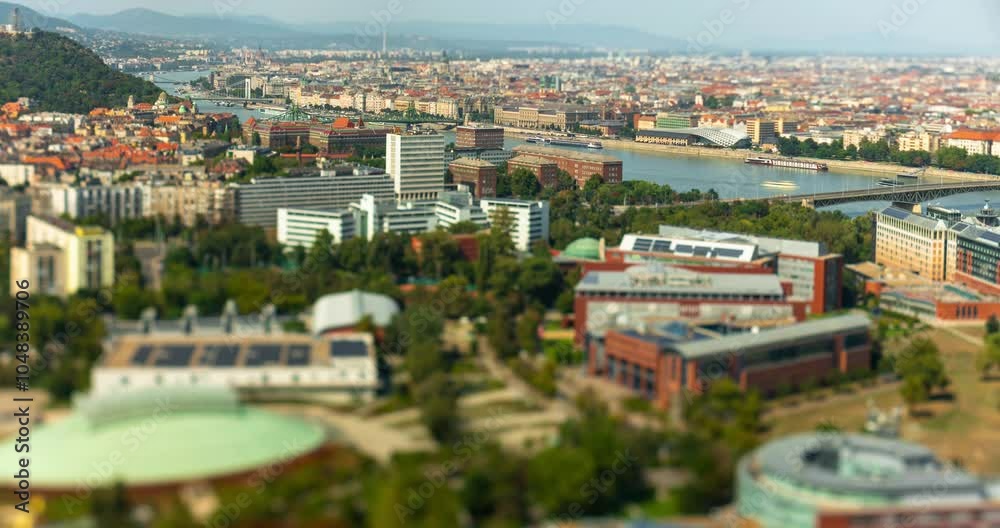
[767,326,1000,475]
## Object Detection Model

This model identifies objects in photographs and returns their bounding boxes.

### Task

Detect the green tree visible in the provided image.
[986,314,1000,335]
[895,337,950,411]
[509,168,542,199]
[979,333,1000,378]
[369,460,462,528]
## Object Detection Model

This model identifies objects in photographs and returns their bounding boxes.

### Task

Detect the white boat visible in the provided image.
[761,180,799,190]
[587,142,604,149]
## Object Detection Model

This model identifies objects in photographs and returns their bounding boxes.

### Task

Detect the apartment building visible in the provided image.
[448,158,497,199]
[42,183,146,224]
[746,118,777,145]
[511,145,622,188]
[455,125,505,150]
[386,133,446,201]
[875,206,957,282]
[10,215,114,297]
[508,155,559,189]
[480,198,550,252]
[277,208,356,247]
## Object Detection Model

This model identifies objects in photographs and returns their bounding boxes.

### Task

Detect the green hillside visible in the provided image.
[0,31,164,113]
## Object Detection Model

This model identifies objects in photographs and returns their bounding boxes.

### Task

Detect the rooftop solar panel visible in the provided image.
[693,247,711,257]
[652,241,671,252]
[331,340,368,358]
[883,208,910,221]
[632,239,652,252]
[132,345,154,365]
[287,345,312,366]
[246,344,282,366]
[200,343,241,366]
[981,231,1000,245]
[675,244,694,253]
[154,345,195,367]
[953,224,970,232]
[715,248,743,257]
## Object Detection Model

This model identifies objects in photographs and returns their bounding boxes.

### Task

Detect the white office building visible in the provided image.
[386,133,446,201]
[481,198,551,252]
[277,208,356,247]
[434,190,489,229]
[234,168,395,227]
[350,194,438,241]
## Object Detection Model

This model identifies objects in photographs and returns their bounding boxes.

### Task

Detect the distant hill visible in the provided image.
[0,31,164,113]
[0,1,81,33]
[68,8,684,52]
[70,8,317,40]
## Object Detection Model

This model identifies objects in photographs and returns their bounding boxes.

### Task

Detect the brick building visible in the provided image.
[508,155,559,188]
[455,125,504,150]
[511,145,622,188]
[574,263,807,347]
[608,227,844,317]
[448,158,498,199]
[592,313,872,410]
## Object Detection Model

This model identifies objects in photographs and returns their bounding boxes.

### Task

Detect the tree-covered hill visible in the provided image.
[0,31,164,113]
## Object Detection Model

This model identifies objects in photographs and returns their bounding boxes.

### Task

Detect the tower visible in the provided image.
[11,7,20,32]
[127,95,135,109]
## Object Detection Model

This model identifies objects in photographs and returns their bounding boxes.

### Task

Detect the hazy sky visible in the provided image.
[26,0,1000,52]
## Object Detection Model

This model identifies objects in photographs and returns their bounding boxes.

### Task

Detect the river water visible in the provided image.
[148,70,1000,217]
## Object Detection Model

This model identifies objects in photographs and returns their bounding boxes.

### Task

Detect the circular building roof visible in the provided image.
[312,289,400,335]
[563,238,601,260]
[9,387,327,490]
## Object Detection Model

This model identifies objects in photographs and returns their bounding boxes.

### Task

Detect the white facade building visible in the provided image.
[386,133,446,201]
[481,198,551,252]
[277,208,356,247]
[92,329,378,403]
[44,183,146,224]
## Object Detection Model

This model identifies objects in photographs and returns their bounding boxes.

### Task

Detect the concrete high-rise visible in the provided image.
[386,133,446,201]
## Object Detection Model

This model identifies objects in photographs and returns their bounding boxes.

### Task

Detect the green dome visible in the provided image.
[564,238,601,260]
[10,387,327,490]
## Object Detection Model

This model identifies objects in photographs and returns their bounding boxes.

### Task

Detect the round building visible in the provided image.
[737,433,991,528]
[6,386,329,494]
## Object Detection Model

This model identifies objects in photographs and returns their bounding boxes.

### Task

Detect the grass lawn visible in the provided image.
[767,328,1000,475]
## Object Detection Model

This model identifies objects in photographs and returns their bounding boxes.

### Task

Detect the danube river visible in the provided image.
[149,70,1000,217]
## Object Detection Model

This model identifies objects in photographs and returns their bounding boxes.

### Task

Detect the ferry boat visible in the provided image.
[761,180,799,190]
[525,136,546,144]
[548,138,601,149]
[745,156,829,171]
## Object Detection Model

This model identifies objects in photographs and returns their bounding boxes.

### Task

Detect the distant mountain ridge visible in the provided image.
[68,7,686,52]
[0,2,82,33]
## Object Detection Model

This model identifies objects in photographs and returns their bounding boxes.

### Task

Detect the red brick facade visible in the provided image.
[594,327,871,410]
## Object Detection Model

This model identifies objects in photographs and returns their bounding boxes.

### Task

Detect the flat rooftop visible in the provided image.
[576,264,785,298]
[513,145,622,164]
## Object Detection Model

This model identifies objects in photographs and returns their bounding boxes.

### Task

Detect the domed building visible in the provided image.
[5,387,330,495]
[562,237,603,261]
[737,433,998,528]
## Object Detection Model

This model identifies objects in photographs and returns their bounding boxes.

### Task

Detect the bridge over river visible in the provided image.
[759,180,1000,208]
